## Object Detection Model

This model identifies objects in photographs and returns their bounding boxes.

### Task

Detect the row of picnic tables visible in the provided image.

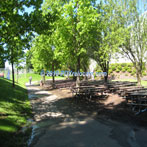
[107,82,147,114]
[71,81,147,114]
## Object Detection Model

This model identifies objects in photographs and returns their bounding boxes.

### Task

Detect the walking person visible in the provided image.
[29,76,32,85]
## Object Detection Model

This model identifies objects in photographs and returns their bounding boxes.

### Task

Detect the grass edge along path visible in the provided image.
[0,78,32,147]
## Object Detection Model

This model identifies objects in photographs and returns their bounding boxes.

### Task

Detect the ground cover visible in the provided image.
[0,78,32,146]
[15,73,65,87]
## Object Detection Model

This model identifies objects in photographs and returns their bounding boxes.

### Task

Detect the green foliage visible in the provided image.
[116,69,120,73]
[0,78,31,142]
[127,68,132,73]
[117,65,122,71]
[109,69,113,74]
[111,66,116,71]
[122,68,126,72]
[142,71,146,76]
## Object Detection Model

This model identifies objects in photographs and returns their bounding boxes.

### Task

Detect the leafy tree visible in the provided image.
[120,0,147,85]
[0,0,43,87]
[89,0,124,82]
[31,34,62,85]
[52,0,99,86]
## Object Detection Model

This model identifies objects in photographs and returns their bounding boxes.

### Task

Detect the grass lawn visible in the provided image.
[0,73,65,146]
[0,78,32,146]
[113,79,147,87]
[16,73,65,87]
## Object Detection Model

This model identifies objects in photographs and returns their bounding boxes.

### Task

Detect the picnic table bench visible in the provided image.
[71,86,106,98]
[126,92,147,114]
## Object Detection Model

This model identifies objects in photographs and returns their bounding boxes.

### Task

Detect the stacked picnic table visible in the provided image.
[106,81,147,114]
[71,81,108,99]
[71,81,147,114]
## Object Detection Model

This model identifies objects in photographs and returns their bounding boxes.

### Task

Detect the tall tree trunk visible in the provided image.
[83,65,88,81]
[52,63,55,88]
[136,69,141,86]
[12,61,15,87]
[17,68,18,83]
[104,61,109,83]
[104,75,108,83]
[43,69,45,84]
[76,56,80,87]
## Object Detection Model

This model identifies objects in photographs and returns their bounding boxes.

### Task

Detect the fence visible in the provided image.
[0,68,34,80]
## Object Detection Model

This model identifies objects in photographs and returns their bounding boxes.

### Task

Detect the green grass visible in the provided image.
[0,73,65,146]
[113,79,147,87]
[17,73,65,87]
[0,78,32,146]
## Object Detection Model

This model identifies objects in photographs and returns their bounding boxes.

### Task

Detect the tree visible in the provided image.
[0,0,43,87]
[88,0,125,82]
[31,34,62,85]
[52,0,99,86]
[120,0,147,85]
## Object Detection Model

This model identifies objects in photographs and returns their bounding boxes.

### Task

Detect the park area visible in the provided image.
[0,0,147,147]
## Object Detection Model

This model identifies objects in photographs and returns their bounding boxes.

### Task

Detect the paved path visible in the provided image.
[26,85,147,147]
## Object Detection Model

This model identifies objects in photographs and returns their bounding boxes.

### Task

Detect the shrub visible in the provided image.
[127,63,133,68]
[116,69,120,73]
[97,69,102,73]
[127,68,132,73]
[122,68,126,72]
[131,72,135,76]
[121,63,127,67]
[124,66,129,71]
[109,69,113,74]
[111,66,116,71]
[117,65,122,71]
[142,72,146,76]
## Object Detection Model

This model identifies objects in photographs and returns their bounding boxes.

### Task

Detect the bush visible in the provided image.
[117,65,122,71]
[121,63,127,67]
[122,68,126,72]
[111,66,116,71]
[142,72,146,76]
[124,66,129,71]
[131,72,135,76]
[109,69,113,74]
[127,63,133,68]
[116,69,120,73]
[127,68,132,73]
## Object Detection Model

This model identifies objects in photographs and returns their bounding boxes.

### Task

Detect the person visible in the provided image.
[29,76,32,85]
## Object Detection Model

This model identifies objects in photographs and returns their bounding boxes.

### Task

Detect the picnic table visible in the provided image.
[126,91,147,114]
[71,86,106,98]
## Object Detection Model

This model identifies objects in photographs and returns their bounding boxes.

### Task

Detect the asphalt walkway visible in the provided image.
[26,84,147,147]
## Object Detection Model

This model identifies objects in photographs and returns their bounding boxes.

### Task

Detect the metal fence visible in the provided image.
[0,68,34,79]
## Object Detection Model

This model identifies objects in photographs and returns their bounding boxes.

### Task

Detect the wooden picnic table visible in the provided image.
[71,86,106,98]
[126,91,147,114]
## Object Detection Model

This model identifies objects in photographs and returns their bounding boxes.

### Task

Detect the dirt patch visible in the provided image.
[42,84,147,127]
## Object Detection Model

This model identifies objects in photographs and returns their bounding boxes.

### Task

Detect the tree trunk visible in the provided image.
[42,69,46,84]
[83,66,88,81]
[52,63,55,88]
[104,61,109,83]
[76,56,80,87]
[17,68,18,83]
[104,75,108,83]
[43,75,45,84]
[136,70,141,86]
[12,61,15,87]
